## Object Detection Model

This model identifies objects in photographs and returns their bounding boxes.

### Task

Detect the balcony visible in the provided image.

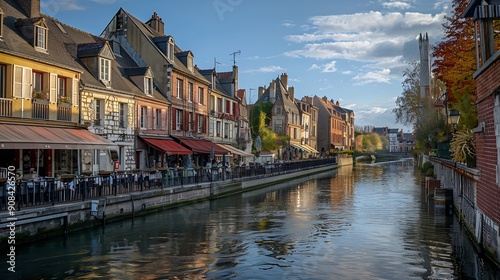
[57,103,72,122]
[0,98,12,117]
[32,99,49,120]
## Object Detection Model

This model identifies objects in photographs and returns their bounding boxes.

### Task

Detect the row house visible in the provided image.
[0,0,118,177]
[388,128,400,152]
[101,9,254,167]
[312,96,354,154]
[236,89,252,154]
[464,0,500,263]
[255,73,318,159]
[199,67,253,164]
[297,96,319,156]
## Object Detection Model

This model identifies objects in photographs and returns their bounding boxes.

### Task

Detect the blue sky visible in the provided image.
[41,0,452,132]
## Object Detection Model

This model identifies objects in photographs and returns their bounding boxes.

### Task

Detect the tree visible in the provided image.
[249,102,287,152]
[393,61,447,151]
[393,61,421,128]
[432,0,476,105]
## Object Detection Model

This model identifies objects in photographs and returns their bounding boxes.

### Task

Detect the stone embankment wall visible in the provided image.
[0,165,337,248]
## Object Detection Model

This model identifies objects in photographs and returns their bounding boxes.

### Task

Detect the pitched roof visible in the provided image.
[0,0,82,72]
[119,9,210,85]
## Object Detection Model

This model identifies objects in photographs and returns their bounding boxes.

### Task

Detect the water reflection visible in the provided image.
[6,159,500,279]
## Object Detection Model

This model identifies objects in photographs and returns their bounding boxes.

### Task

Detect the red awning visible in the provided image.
[178,138,229,154]
[142,138,192,155]
[0,124,117,150]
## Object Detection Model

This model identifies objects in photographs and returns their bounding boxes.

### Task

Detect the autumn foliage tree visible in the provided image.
[432,0,476,108]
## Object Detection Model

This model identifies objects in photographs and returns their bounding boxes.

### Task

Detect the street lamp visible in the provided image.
[449,109,460,132]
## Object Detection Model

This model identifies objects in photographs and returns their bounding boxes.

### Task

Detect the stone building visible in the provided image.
[0,0,117,177]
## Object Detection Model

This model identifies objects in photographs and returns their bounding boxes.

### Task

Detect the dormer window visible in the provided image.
[144,76,153,95]
[99,57,110,83]
[167,37,175,62]
[35,24,47,50]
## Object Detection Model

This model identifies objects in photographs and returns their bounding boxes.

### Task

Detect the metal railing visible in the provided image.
[57,104,72,121]
[0,98,12,117]
[32,101,49,120]
[0,158,337,211]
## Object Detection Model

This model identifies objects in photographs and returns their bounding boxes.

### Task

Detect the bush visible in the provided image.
[422,161,434,175]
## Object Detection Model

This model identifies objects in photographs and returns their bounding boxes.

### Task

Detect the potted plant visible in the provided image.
[58,96,71,104]
[32,90,48,103]
[450,129,476,167]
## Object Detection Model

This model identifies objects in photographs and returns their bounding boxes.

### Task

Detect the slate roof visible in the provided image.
[0,0,82,72]
[1,0,167,103]
[118,8,210,85]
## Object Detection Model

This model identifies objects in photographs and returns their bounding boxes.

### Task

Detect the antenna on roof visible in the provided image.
[230,50,241,66]
[214,58,221,71]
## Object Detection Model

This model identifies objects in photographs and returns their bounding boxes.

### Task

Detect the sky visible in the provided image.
[41,0,452,132]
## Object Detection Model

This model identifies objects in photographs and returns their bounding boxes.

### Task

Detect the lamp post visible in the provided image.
[449,109,461,133]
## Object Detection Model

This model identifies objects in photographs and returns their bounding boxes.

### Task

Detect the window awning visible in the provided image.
[217,144,254,157]
[141,137,192,155]
[290,142,319,154]
[0,124,117,150]
[177,138,229,155]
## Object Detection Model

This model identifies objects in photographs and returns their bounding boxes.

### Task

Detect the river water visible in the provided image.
[6,159,500,279]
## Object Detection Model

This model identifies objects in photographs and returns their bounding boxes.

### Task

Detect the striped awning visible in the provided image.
[0,124,117,150]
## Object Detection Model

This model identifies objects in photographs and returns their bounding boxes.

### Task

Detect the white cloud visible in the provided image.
[244,66,285,73]
[308,61,337,73]
[382,1,412,9]
[90,0,118,3]
[41,0,85,12]
[282,20,295,28]
[353,69,392,85]
[283,10,446,85]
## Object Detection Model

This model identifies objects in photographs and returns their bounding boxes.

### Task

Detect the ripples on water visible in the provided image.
[7,159,500,279]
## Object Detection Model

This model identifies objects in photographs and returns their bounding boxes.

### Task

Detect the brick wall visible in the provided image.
[476,59,500,223]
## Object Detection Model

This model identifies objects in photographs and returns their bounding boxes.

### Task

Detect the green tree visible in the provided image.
[249,102,287,152]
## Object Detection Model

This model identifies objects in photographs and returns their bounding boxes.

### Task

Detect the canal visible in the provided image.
[6,159,500,279]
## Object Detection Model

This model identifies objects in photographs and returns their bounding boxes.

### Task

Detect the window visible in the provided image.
[95,99,104,126]
[156,109,162,129]
[144,77,153,95]
[168,37,175,62]
[188,112,194,131]
[216,121,221,137]
[140,106,148,128]
[224,123,229,139]
[188,82,193,102]
[119,103,127,128]
[57,77,66,98]
[198,87,204,104]
[14,66,32,98]
[176,79,183,99]
[99,58,110,82]
[176,109,183,130]
[32,71,43,95]
[35,25,47,50]
[225,100,230,114]
[217,98,223,112]
[210,96,215,112]
[276,106,282,115]
[197,115,204,133]
[0,65,5,98]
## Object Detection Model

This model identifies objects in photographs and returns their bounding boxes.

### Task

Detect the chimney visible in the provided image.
[322,96,328,103]
[17,0,40,18]
[289,86,294,100]
[146,12,165,35]
[280,73,288,90]
[232,65,238,97]
[258,86,266,99]
[270,81,276,103]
